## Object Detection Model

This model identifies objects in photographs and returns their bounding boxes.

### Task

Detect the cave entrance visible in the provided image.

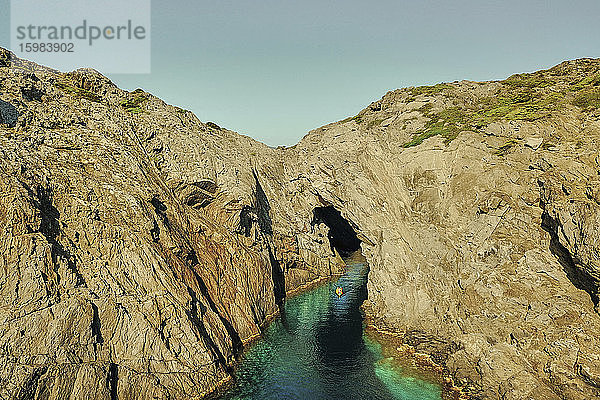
[312,206,361,258]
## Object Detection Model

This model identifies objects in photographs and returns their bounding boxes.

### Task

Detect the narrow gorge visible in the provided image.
[1,48,600,399]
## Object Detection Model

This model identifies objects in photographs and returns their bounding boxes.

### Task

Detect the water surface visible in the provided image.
[223,253,442,400]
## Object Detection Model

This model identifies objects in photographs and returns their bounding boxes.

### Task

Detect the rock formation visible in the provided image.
[1,47,600,399]
[0,48,344,400]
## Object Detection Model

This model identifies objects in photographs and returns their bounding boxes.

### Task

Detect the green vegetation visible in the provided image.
[402,106,466,147]
[570,73,600,91]
[568,72,600,110]
[410,83,453,96]
[472,90,563,126]
[402,88,560,147]
[402,70,574,147]
[390,64,600,149]
[572,88,600,110]
[504,73,554,88]
[367,118,385,129]
[402,129,441,148]
[54,80,102,103]
[120,91,148,114]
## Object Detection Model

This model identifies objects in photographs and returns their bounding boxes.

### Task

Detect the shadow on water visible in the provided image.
[222,251,441,400]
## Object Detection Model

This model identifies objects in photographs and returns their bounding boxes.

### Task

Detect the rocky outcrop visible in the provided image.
[539,172,600,311]
[0,48,344,400]
[280,60,600,399]
[2,46,600,399]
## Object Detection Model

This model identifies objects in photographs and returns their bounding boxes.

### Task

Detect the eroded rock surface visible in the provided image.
[282,60,600,399]
[0,48,344,400]
[1,47,600,399]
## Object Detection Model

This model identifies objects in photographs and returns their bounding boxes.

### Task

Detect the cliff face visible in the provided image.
[1,47,600,400]
[0,48,344,400]
[283,61,600,399]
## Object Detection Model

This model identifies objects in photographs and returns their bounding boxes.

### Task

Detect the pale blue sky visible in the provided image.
[1,0,599,145]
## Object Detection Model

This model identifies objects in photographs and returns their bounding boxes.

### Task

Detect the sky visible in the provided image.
[1,0,599,146]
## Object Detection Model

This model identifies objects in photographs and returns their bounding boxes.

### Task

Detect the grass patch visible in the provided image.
[402,106,466,147]
[411,83,453,96]
[504,73,554,88]
[402,130,440,147]
[570,74,600,91]
[54,80,102,103]
[120,92,148,113]
[399,64,600,149]
[472,90,562,126]
[572,88,600,110]
[565,72,600,110]
[402,85,562,148]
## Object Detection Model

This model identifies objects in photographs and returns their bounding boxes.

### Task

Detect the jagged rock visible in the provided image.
[539,173,600,310]
[280,59,600,399]
[525,136,543,150]
[2,48,600,400]
[0,49,344,400]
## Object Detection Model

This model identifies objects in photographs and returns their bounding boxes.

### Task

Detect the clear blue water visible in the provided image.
[222,253,442,400]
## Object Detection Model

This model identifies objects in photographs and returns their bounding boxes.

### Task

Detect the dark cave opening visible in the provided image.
[312,206,361,258]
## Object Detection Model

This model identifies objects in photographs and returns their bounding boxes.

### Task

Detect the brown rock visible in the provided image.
[2,49,600,400]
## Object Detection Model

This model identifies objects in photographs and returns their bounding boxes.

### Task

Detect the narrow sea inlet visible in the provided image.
[223,252,442,400]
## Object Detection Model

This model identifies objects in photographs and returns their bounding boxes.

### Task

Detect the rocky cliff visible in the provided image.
[284,60,600,400]
[0,48,345,400]
[1,47,600,399]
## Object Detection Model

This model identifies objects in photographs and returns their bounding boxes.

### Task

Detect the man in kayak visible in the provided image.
[335,286,344,297]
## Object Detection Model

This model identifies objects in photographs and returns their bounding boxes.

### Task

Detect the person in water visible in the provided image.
[335,286,343,297]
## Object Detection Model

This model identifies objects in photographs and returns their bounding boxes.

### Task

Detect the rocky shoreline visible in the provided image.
[363,318,469,400]
[1,48,600,399]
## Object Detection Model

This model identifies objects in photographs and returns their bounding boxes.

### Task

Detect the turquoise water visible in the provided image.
[222,254,442,400]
